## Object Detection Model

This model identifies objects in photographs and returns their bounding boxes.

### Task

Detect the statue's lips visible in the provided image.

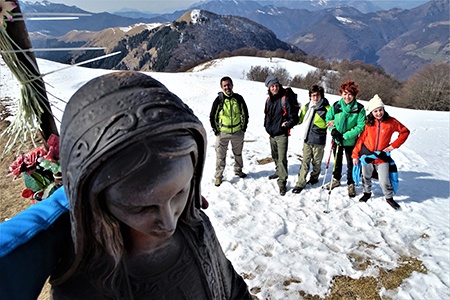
[148,230,175,239]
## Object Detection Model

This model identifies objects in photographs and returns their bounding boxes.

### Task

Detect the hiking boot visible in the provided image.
[386,198,401,210]
[359,192,371,202]
[292,186,303,194]
[235,170,247,178]
[348,183,356,198]
[280,186,287,196]
[325,178,340,190]
[307,178,319,185]
[269,173,279,180]
[215,179,221,187]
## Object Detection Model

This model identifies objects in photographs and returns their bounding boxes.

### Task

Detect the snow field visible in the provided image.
[1,56,448,299]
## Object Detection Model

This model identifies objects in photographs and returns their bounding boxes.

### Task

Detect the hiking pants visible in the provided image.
[332,144,355,185]
[362,162,394,198]
[296,143,325,188]
[270,135,288,188]
[215,130,244,180]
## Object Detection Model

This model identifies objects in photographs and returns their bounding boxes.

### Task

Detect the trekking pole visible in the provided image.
[317,140,335,202]
[324,143,340,214]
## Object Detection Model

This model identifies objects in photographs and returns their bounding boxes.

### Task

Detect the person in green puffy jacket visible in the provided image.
[325,80,365,197]
[209,76,249,186]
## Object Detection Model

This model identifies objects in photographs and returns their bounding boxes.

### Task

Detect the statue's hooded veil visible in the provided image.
[59,71,206,278]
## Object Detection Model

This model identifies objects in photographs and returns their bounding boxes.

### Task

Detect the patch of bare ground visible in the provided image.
[299,257,427,300]
[0,113,44,221]
[257,157,274,165]
[247,255,427,299]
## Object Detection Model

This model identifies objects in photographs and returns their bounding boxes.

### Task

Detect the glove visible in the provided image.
[214,130,220,136]
[331,129,344,144]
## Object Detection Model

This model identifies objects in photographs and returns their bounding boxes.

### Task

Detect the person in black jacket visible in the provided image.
[209,77,249,186]
[293,85,330,194]
[264,75,300,196]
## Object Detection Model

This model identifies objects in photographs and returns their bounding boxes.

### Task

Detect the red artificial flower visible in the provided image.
[7,147,47,179]
[21,188,34,198]
[23,147,46,175]
[7,154,27,180]
[43,134,60,163]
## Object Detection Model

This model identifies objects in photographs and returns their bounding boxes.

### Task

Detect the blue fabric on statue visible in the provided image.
[0,186,69,257]
[0,186,71,300]
[360,151,399,194]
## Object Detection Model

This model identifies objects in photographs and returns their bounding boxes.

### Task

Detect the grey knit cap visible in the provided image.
[265,75,280,88]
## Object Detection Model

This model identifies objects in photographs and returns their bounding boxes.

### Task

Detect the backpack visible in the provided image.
[265,87,299,116]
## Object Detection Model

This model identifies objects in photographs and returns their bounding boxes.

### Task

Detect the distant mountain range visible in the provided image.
[286,0,449,79]
[20,1,167,36]
[188,0,449,80]
[21,0,449,80]
[29,10,302,73]
[113,0,429,17]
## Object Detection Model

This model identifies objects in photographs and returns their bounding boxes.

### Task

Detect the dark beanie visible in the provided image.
[265,75,280,88]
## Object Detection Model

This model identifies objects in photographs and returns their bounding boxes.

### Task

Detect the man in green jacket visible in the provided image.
[210,76,249,186]
[325,80,365,197]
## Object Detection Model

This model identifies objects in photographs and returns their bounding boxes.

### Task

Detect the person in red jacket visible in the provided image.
[352,94,410,210]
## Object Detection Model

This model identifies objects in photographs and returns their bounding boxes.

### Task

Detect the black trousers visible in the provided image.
[332,144,355,184]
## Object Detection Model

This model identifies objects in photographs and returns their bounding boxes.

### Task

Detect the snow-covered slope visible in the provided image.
[1,56,449,299]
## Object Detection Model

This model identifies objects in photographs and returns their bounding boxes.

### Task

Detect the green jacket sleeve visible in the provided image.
[298,105,306,125]
[343,108,366,140]
[325,104,335,129]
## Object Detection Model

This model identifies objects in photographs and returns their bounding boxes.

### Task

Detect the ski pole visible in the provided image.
[321,141,335,187]
[317,140,335,202]
[324,143,339,214]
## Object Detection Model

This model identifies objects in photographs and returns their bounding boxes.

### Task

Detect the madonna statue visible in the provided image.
[0,72,252,300]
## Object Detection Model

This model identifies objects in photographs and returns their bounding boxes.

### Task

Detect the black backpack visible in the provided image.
[265,88,299,116]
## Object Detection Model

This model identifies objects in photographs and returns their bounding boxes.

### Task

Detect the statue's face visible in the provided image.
[103,153,193,248]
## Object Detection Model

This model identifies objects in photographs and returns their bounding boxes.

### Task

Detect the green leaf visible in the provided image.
[24,173,41,191]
